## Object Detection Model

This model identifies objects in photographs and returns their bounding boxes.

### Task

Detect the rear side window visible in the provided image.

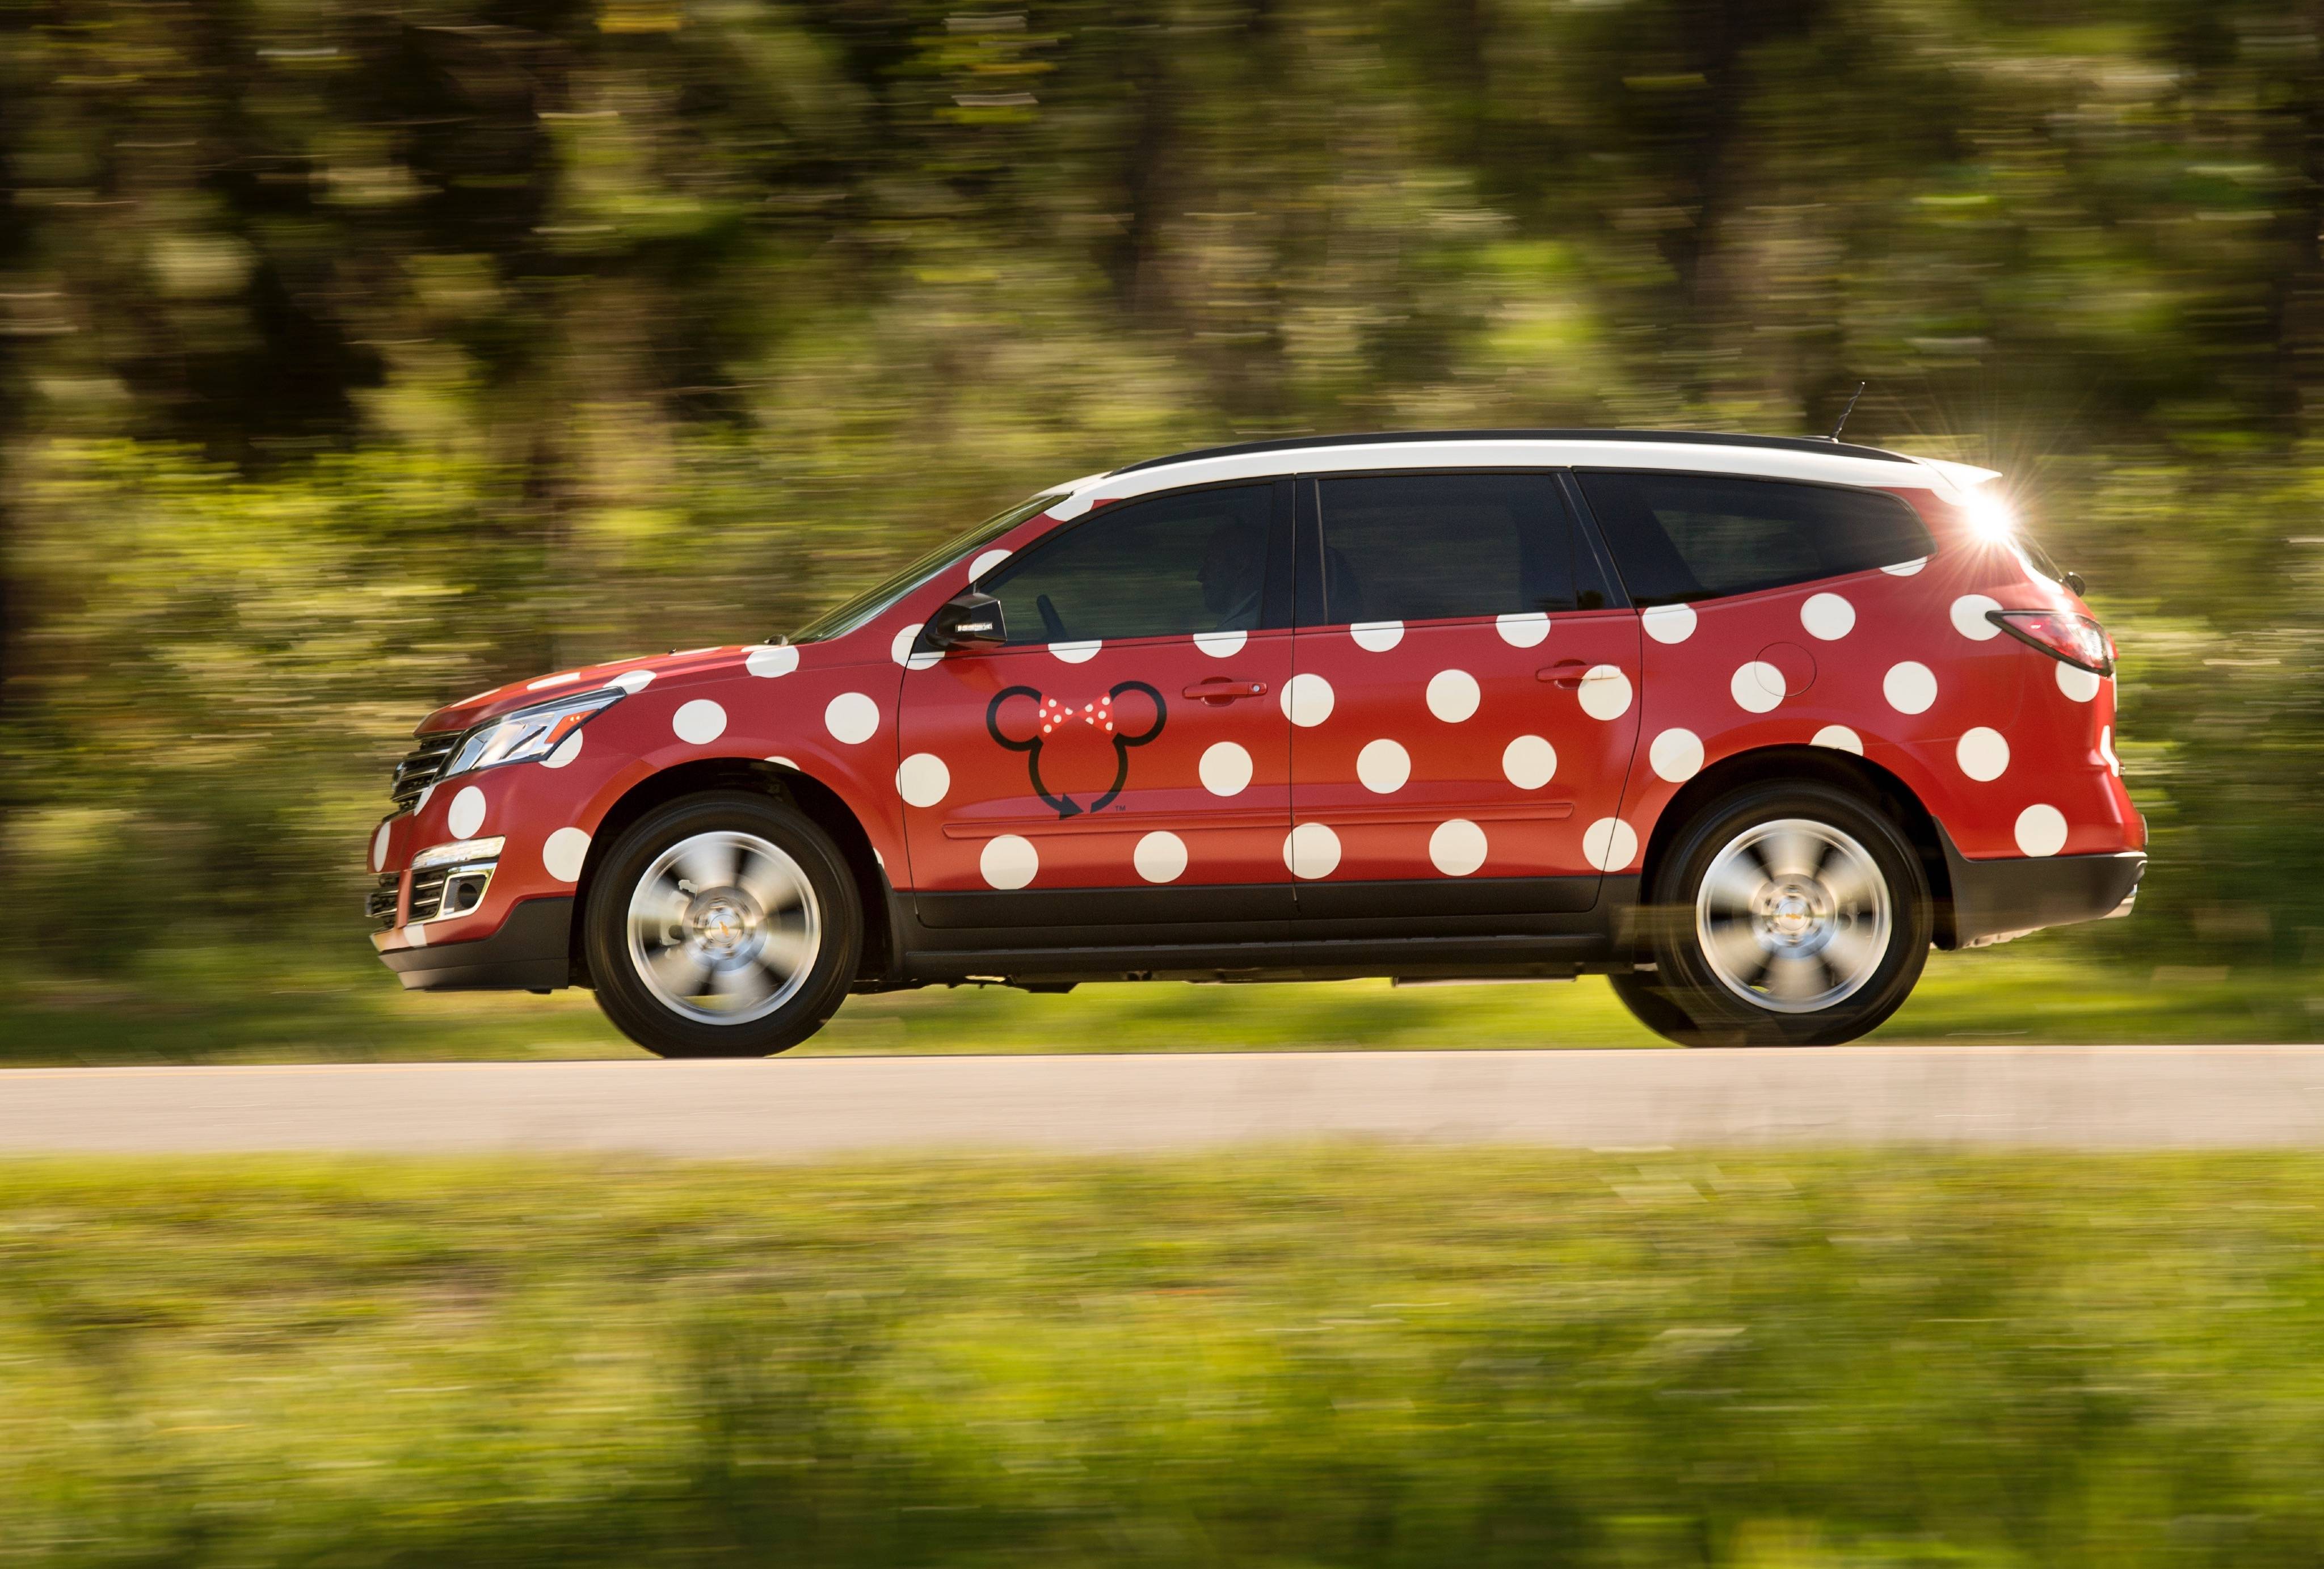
[1575,471,1933,607]
[1306,473,1607,625]
[982,482,1275,644]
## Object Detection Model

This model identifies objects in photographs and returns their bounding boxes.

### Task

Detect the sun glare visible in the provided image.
[1964,486,2016,541]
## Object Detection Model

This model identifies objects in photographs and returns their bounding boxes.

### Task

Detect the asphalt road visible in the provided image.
[8,1047,2324,1156]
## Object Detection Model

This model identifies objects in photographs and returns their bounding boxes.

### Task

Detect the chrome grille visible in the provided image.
[390,731,462,813]
[366,873,401,931]
[407,865,451,924]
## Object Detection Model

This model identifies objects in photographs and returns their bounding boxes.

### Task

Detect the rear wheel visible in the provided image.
[585,791,861,1058]
[1615,781,1931,1047]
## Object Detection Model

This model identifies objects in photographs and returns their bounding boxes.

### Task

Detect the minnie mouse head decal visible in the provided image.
[987,682,1167,818]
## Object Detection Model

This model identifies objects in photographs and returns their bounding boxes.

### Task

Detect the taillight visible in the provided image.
[1987,609,2112,675]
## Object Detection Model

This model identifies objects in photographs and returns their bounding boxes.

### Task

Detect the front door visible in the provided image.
[1286,469,1643,919]
[898,479,1297,929]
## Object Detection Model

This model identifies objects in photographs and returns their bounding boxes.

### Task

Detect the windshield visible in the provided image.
[790,493,1066,643]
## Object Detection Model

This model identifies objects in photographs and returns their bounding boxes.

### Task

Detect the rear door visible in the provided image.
[896,479,1298,929]
[1286,469,1643,918]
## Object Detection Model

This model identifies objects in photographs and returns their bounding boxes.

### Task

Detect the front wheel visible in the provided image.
[1617,782,1932,1047]
[584,790,862,1058]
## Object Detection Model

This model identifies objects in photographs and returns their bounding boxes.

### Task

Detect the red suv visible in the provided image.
[368,431,2143,1053]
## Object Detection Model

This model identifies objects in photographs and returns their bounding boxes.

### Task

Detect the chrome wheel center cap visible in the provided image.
[1769,890,1816,939]
[685,890,764,966]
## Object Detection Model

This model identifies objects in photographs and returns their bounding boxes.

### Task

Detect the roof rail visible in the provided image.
[1112,427,1915,475]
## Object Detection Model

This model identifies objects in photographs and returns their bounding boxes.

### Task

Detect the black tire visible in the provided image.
[1607,968,1744,1049]
[584,790,861,1058]
[1618,781,1932,1048]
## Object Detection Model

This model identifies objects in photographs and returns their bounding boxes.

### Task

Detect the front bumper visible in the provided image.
[377,895,577,991]
[1937,828,2145,949]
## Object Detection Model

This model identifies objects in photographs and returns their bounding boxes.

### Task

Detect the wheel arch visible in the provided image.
[1633,744,1961,950]
[567,759,895,987]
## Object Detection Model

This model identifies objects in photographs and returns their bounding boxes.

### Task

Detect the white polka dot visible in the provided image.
[2015,804,2068,857]
[673,699,727,746]
[1583,817,1639,872]
[1641,603,1697,644]
[1285,822,1341,880]
[371,821,391,873]
[1282,671,1334,727]
[446,785,486,839]
[415,783,436,813]
[2056,663,2102,703]
[1134,830,1188,884]
[825,692,880,744]
[1428,669,1481,723]
[744,645,799,679]
[1503,735,1557,789]
[1578,665,1633,721]
[1812,725,1864,755]
[969,548,1012,582]
[1050,640,1101,664]
[2099,724,2121,776]
[1884,661,1938,715]
[1496,612,1550,647]
[896,753,950,808]
[1350,620,1404,652]
[1950,594,2002,640]
[527,672,582,691]
[892,624,940,670]
[608,668,656,693]
[765,755,797,769]
[1199,741,1253,797]
[1731,661,1785,714]
[542,826,590,883]
[1650,727,1704,783]
[1800,592,1856,641]
[980,834,1038,889]
[1356,739,1410,794]
[542,730,584,769]
[1881,556,1929,576]
[1429,818,1488,877]
[403,922,428,948]
[1956,726,2010,781]
[1193,629,1246,658]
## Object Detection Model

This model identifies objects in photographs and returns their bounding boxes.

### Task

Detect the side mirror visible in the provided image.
[2061,570,2087,596]
[924,591,1006,653]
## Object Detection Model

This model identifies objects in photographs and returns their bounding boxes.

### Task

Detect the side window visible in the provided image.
[982,483,1274,644]
[1307,473,1597,626]
[1576,471,1934,606]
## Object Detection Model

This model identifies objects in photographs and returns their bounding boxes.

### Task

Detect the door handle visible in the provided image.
[1537,660,1588,688]
[1184,679,1269,703]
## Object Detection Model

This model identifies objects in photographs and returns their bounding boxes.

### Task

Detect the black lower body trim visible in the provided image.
[1936,830,2144,948]
[378,895,575,991]
[898,876,1636,984]
[914,884,1295,931]
[901,932,1613,986]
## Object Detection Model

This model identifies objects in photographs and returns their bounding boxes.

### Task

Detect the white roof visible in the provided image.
[1047,437,1993,520]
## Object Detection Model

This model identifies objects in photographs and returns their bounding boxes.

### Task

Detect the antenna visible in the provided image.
[1827,381,1867,443]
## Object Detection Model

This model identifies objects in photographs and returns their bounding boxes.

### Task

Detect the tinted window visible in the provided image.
[983,483,1274,644]
[1576,471,1933,607]
[1308,473,1602,625]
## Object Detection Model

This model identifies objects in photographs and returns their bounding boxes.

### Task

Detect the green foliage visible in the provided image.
[12,1150,2324,1563]
[4,0,2323,974]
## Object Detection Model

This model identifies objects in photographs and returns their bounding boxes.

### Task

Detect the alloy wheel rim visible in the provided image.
[626,831,820,1025]
[1695,817,1892,1015]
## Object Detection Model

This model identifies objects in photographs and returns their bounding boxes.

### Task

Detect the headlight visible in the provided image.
[444,687,625,779]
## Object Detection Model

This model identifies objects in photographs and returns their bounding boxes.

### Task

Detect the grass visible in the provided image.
[1,928,2316,1065]
[9,1149,2324,1564]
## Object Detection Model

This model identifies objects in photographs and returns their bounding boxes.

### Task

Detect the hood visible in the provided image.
[415,644,752,735]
